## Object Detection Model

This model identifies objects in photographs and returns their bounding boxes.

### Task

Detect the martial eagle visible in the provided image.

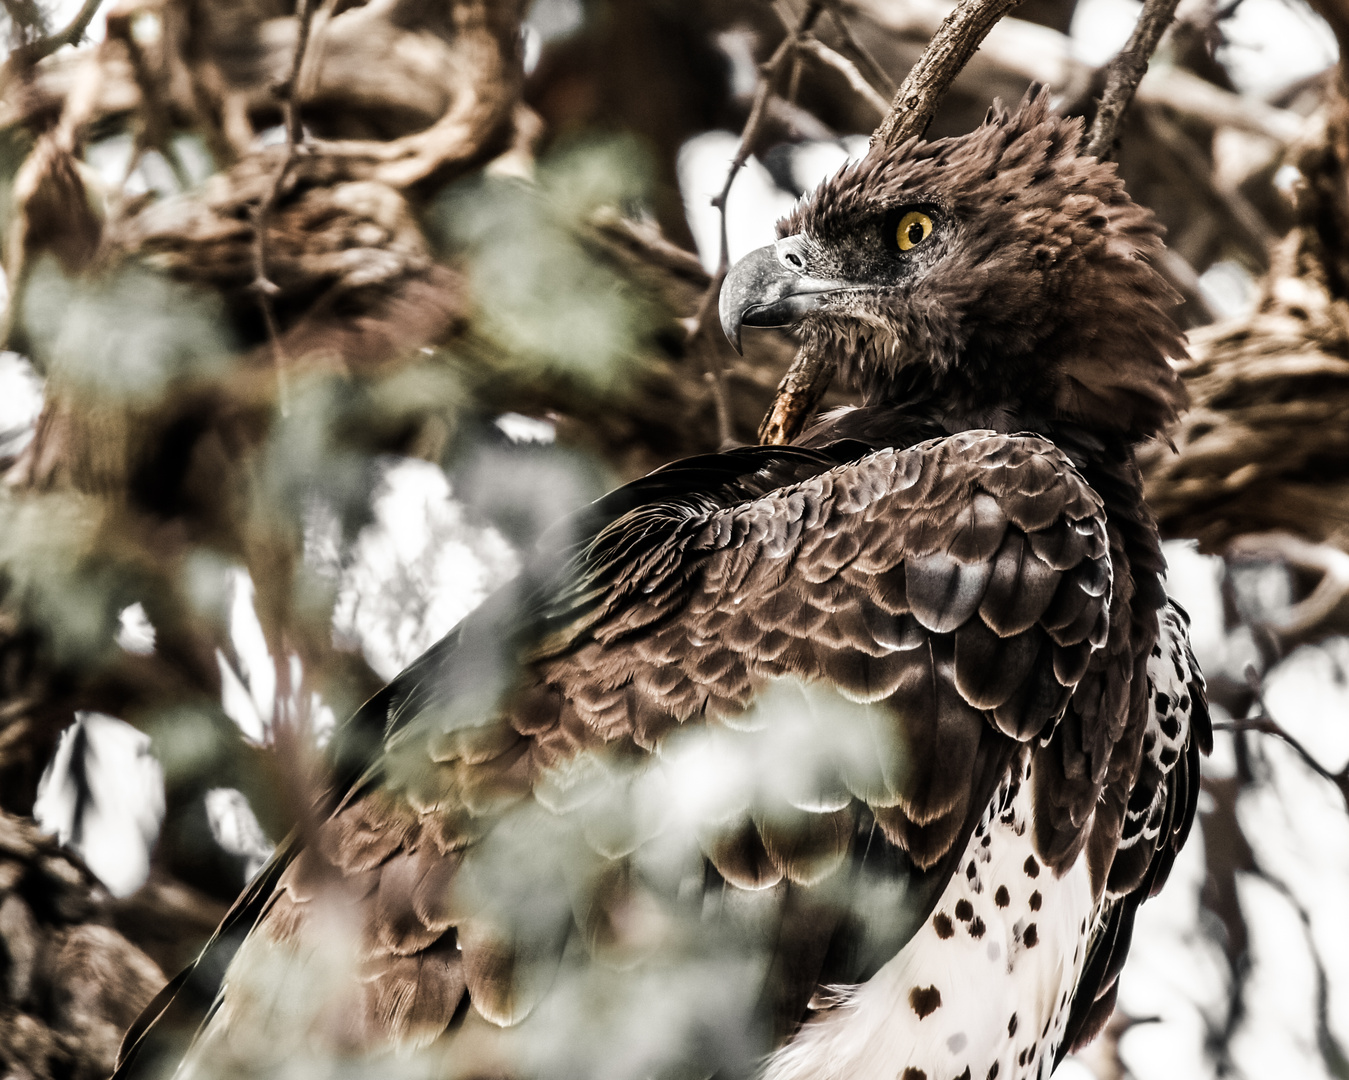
[117,92,1210,1080]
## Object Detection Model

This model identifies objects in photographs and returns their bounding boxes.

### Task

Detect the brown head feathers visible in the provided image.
[779,89,1188,440]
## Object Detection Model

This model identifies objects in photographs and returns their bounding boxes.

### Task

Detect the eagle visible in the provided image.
[116,91,1210,1080]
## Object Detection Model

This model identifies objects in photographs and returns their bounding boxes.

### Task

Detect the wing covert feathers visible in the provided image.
[136,430,1206,1077]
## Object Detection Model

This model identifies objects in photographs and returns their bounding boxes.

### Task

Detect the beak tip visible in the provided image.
[717,282,745,354]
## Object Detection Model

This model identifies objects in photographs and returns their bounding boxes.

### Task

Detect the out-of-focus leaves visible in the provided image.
[431,138,662,392]
[20,260,233,400]
[0,489,129,666]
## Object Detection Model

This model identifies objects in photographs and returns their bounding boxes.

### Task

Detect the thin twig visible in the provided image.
[798,37,890,116]
[1085,0,1183,160]
[872,0,1025,151]
[1215,667,1349,811]
[1140,105,1275,266]
[825,5,895,97]
[251,0,320,417]
[1217,715,1349,810]
[687,0,826,448]
[713,0,826,272]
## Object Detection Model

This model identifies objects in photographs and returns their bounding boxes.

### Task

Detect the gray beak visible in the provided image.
[718,235,850,353]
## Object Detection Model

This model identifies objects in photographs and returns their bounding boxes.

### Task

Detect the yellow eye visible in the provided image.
[896,211,934,252]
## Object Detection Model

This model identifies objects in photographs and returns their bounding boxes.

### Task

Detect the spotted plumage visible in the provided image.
[116,91,1209,1080]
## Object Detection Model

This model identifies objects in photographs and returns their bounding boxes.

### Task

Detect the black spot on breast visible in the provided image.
[1154,691,1171,713]
[1160,746,1179,766]
[1024,856,1040,878]
[967,861,977,880]
[1008,1013,1018,1037]
[981,834,991,848]
[902,1070,927,1080]
[934,912,955,939]
[955,899,974,921]
[1024,923,1039,947]
[909,985,942,1019]
[955,1069,971,1080]
[1158,711,1181,739]
[994,886,1009,908]
[987,1066,999,1080]
[1019,1048,1030,1067]
[1029,890,1041,911]
[969,917,986,939]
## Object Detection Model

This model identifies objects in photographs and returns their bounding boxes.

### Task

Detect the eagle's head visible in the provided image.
[720,90,1188,439]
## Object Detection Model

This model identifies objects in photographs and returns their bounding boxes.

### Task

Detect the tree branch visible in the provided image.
[1085,0,1182,160]
[0,0,103,84]
[685,0,827,448]
[251,0,322,417]
[872,0,1025,151]
[1214,664,1349,812]
[798,36,890,117]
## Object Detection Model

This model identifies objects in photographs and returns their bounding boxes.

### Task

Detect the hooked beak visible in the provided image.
[718,235,850,354]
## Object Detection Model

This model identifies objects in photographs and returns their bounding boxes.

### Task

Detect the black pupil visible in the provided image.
[907,221,925,245]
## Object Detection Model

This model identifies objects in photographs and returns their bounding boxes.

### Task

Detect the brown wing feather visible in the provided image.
[122,431,1119,1075]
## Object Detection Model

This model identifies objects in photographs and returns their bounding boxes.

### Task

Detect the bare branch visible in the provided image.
[1214,664,1349,812]
[684,0,826,448]
[825,5,896,98]
[798,36,890,116]
[872,0,1025,152]
[1141,106,1276,265]
[0,0,103,86]
[252,0,322,417]
[1085,0,1182,160]
[757,344,837,445]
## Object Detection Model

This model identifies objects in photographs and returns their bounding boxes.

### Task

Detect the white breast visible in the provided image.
[763,752,1097,1080]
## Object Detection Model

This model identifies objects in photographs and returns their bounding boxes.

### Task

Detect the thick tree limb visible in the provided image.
[1084,0,1182,159]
